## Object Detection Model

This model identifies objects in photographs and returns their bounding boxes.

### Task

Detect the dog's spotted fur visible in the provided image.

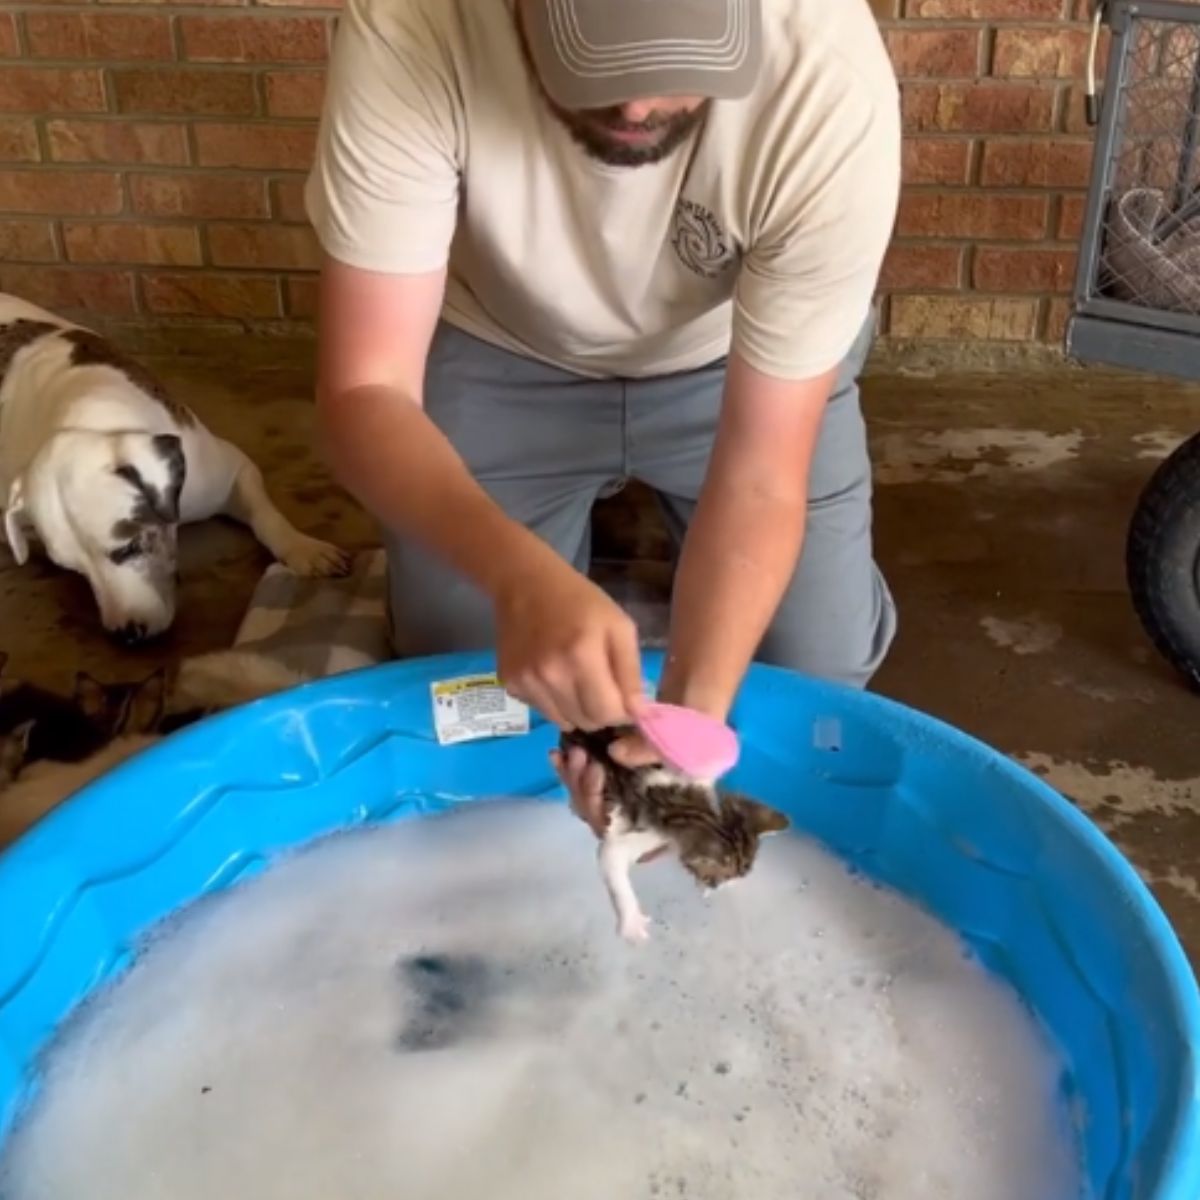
[103,436,186,578]
[0,319,59,390]
[62,328,196,428]
[115,435,187,524]
[0,319,196,432]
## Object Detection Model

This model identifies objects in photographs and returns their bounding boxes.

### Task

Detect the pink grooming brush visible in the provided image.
[635,701,740,779]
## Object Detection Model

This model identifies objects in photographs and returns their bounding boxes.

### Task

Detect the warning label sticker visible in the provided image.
[430,673,530,745]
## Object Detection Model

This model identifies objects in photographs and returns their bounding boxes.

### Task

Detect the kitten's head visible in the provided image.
[73,667,167,736]
[0,719,35,788]
[559,724,790,888]
[674,792,790,890]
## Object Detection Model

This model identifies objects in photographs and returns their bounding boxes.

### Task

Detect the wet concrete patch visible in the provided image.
[873,429,1086,485]
[1132,430,1186,459]
[980,614,1063,656]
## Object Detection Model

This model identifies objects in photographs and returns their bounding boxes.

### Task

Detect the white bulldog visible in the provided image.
[0,294,349,642]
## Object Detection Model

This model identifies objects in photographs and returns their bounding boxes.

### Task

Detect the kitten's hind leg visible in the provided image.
[598,819,668,943]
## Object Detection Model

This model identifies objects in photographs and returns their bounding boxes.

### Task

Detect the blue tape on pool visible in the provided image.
[0,649,1197,1198]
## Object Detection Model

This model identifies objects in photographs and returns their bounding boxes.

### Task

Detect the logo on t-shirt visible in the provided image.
[671,198,737,280]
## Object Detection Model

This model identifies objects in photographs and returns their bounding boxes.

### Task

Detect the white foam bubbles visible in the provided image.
[0,798,1086,1200]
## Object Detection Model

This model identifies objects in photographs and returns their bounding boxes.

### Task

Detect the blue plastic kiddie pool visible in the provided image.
[0,649,1197,1199]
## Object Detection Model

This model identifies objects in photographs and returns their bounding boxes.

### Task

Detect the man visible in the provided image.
[305,0,901,793]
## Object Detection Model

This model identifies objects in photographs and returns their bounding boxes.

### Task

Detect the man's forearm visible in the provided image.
[316,383,560,601]
[658,478,805,720]
[656,352,834,721]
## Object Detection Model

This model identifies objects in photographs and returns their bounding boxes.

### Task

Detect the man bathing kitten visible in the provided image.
[307,0,900,816]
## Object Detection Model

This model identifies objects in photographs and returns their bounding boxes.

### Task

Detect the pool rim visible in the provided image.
[0,649,1197,1199]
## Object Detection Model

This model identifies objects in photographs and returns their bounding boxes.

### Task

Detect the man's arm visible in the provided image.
[309,5,642,730]
[314,253,643,728]
[561,352,831,830]
[307,6,538,598]
[656,352,835,719]
[314,254,552,603]
[647,45,900,722]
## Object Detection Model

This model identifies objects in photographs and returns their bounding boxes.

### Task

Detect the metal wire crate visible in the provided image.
[1068,0,1200,378]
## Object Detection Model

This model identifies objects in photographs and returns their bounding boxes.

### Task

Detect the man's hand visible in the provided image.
[494,554,645,731]
[549,735,667,862]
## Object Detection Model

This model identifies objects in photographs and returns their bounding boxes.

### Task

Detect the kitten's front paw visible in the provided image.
[618,911,652,943]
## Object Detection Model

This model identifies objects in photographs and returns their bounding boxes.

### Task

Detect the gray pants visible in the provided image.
[384,313,896,689]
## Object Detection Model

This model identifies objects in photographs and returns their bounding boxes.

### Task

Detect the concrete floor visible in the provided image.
[3,346,1199,977]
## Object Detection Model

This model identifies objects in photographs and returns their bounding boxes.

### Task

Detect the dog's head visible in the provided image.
[3,429,186,643]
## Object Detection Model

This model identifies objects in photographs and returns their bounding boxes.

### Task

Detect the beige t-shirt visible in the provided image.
[304,0,900,381]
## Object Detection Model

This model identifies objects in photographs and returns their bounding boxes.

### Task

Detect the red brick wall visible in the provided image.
[0,0,1105,348]
[879,0,1104,346]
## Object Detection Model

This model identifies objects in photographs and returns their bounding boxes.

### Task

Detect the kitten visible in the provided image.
[73,666,168,738]
[0,650,310,848]
[559,725,789,944]
[69,650,305,739]
[0,652,117,767]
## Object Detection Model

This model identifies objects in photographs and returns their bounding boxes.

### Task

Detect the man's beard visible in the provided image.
[512,4,709,168]
[548,100,709,168]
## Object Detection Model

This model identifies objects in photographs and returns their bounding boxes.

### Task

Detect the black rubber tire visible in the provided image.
[1127,428,1200,691]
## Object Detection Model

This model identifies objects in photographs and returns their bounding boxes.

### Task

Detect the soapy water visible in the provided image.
[0,798,1086,1200]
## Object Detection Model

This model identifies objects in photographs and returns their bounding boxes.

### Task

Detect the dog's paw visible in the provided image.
[278,535,352,578]
[618,911,652,944]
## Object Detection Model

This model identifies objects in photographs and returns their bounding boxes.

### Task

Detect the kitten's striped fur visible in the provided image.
[560,725,789,941]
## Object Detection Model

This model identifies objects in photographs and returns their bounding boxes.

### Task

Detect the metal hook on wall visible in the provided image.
[1085,0,1109,125]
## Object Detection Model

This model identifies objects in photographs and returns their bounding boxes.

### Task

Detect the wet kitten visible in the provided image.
[559,725,789,943]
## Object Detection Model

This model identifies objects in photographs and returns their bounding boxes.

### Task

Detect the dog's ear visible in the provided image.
[3,477,30,566]
[0,651,7,677]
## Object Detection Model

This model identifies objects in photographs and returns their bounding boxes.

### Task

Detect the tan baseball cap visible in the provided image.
[521,0,762,110]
